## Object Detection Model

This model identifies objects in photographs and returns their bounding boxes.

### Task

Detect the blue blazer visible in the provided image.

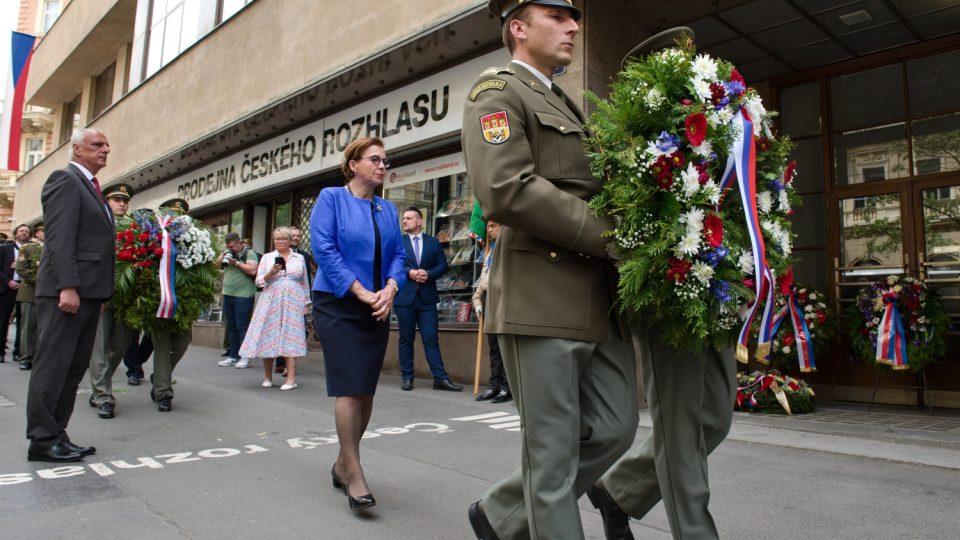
[394,233,448,307]
[309,186,406,298]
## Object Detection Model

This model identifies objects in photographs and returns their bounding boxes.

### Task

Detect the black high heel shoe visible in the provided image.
[331,464,376,510]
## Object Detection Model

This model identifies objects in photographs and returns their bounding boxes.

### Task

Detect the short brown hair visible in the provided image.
[502,5,533,54]
[341,137,386,179]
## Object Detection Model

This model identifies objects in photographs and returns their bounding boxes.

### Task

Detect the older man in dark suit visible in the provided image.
[25,128,115,463]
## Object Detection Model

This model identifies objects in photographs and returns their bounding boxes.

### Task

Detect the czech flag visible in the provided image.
[1,31,37,171]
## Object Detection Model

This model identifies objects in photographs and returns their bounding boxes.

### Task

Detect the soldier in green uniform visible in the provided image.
[149,198,194,412]
[15,223,44,371]
[462,2,639,538]
[86,183,136,419]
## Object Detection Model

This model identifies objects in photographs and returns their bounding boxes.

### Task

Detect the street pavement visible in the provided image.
[2,345,959,539]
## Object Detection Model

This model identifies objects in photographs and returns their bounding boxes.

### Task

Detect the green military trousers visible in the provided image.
[601,327,737,540]
[482,326,638,540]
[151,329,192,401]
[18,301,37,362]
[88,306,134,406]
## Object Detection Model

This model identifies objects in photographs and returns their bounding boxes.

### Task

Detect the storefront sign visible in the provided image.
[384,151,466,190]
[134,49,509,211]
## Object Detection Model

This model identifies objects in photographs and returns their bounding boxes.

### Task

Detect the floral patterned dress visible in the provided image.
[239,250,312,358]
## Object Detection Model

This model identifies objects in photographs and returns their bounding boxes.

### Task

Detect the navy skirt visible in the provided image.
[312,291,389,397]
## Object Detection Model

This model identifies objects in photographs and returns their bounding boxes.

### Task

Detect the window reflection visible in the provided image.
[833,123,909,185]
[839,194,903,282]
[912,113,960,176]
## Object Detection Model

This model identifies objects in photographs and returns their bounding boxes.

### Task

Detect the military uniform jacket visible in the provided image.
[15,241,42,303]
[462,62,621,343]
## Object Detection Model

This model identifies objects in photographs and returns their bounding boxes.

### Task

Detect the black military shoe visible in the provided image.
[434,379,463,392]
[468,501,500,540]
[586,482,634,540]
[476,387,499,401]
[98,402,115,419]
[491,389,513,404]
[18,360,32,370]
[127,374,141,386]
[158,397,172,412]
[62,441,96,456]
[27,444,83,463]
[401,379,413,391]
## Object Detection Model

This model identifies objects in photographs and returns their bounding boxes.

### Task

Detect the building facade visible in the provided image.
[12,0,960,406]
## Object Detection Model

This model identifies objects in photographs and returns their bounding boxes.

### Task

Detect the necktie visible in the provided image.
[91,176,104,200]
[413,236,421,266]
[551,84,565,100]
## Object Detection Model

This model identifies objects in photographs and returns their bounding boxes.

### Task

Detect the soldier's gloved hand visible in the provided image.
[474,303,483,318]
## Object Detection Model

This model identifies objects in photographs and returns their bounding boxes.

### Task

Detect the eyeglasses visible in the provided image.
[274,238,291,242]
[359,155,391,168]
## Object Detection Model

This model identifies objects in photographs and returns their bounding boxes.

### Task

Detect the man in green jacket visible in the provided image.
[15,224,43,371]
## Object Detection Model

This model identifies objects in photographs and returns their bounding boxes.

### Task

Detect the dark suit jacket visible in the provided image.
[394,233,448,307]
[0,243,15,294]
[35,164,115,300]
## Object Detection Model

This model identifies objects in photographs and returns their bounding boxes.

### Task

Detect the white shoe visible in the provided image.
[280,383,298,391]
[261,380,272,388]
[235,358,250,369]
[218,358,238,367]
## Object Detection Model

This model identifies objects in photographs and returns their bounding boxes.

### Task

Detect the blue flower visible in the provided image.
[655,130,680,152]
[715,245,729,259]
[768,179,785,194]
[725,80,745,96]
[711,280,731,303]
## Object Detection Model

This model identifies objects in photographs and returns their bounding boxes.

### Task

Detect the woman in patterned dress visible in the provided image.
[239,226,312,390]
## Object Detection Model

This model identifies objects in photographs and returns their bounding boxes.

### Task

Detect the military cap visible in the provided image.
[34,221,44,232]
[622,27,695,68]
[103,182,134,201]
[488,0,581,22]
[159,198,190,214]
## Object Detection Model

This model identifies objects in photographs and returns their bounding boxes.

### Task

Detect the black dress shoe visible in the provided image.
[158,397,172,412]
[62,441,96,457]
[98,402,115,419]
[127,374,141,386]
[433,379,463,392]
[401,379,413,391]
[476,387,499,401]
[27,444,83,463]
[18,361,31,370]
[491,389,513,404]
[586,482,634,540]
[468,501,501,540]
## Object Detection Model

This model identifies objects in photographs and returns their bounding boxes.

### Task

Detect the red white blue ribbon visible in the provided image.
[769,294,816,372]
[876,290,908,370]
[156,215,177,319]
[720,109,775,363]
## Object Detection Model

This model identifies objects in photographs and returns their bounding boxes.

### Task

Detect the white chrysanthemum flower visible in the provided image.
[645,87,665,109]
[691,54,718,81]
[808,293,817,300]
[886,275,897,286]
[715,107,734,125]
[757,191,773,214]
[692,262,714,285]
[703,180,721,205]
[692,139,713,158]
[779,230,792,257]
[739,250,755,274]
[676,233,701,256]
[680,163,700,199]
[783,346,792,354]
[778,189,791,212]
[692,78,712,101]
[645,140,673,159]
[681,208,705,233]
[744,96,767,135]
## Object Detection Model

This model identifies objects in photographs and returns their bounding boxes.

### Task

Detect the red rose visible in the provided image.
[784,160,797,184]
[154,248,164,257]
[703,213,724,248]
[124,230,135,243]
[138,232,150,242]
[119,249,134,261]
[778,269,794,296]
[666,258,692,283]
[782,332,796,347]
[744,278,755,289]
[787,381,800,392]
[729,68,745,85]
[141,260,154,268]
[816,311,826,324]
[136,247,147,257]
[797,292,808,303]
[684,112,708,147]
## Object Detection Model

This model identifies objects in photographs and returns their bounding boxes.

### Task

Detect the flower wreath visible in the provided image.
[735,370,815,415]
[588,36,798,355]
[113,209,219,333]
[753,270,835,373]
[847,275,948,372]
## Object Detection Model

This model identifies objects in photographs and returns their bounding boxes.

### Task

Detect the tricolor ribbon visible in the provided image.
[719,108,775,363]
[769,294,817,372]
[736,373,792,415]
[876,290,908,370]
[156,215,177,319]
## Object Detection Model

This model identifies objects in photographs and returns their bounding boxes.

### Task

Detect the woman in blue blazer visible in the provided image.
[310,137,405,511]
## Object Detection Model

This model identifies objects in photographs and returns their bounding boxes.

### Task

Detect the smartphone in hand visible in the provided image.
[275,257,286,270]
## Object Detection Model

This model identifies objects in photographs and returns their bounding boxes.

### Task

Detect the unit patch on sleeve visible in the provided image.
[469,79,507,101]
[480,111,511,144]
